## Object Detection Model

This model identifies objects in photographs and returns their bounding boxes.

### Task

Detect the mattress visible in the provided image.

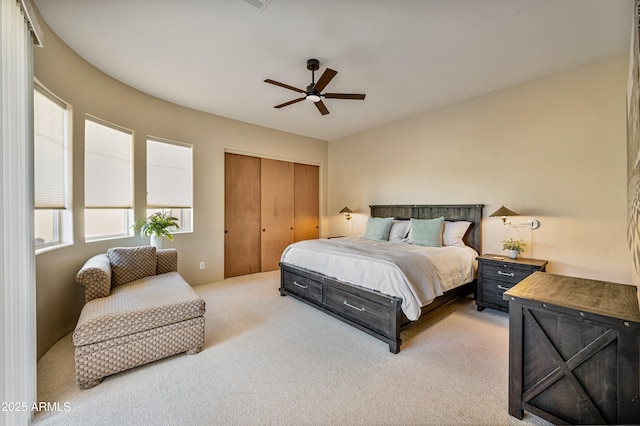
[280,237,478,321]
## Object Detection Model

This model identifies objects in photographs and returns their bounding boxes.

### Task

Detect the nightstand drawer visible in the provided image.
[482,263,533,284]
[480,278,516,307]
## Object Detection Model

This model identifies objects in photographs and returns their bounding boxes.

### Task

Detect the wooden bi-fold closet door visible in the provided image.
[224,153,320,278]
[224,153,261,277]
[294,163,319,242]
[260,158,295,272]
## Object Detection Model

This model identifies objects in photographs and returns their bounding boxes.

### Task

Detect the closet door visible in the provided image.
[260,158,294,272]
[224,153,261,278]
[294,163,319,242]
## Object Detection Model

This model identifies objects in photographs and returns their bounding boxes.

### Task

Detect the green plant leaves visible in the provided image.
[132,211,180,241]
[502,238,526,253]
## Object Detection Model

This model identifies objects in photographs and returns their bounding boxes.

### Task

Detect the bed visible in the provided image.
[279,204,483,353]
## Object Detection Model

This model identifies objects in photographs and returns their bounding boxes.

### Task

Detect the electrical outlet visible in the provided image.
[199,261,205,270]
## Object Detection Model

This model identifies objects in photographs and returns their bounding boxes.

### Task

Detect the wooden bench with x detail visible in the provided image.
[504,272,640,425]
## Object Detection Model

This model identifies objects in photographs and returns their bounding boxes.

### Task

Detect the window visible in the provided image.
[84,118,133,240]
[146,138,193,233]
[34,86,71,249]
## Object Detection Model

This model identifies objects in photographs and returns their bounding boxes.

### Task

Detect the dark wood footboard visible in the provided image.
[280,262,404,353]
[280,262,475,353]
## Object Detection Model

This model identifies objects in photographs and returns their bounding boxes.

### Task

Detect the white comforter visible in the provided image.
[280,237,478,321]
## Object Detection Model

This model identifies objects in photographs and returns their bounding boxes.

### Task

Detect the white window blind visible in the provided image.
[147,139,193,208]
[34,88,67,209]
[85,118,132,208]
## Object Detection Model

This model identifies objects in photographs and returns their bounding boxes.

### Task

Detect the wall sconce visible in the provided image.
[339,206,353,221]
[490,205,539,229]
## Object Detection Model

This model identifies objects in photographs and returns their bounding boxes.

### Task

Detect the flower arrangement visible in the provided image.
[502,238,526,258]
[132,211,180,241]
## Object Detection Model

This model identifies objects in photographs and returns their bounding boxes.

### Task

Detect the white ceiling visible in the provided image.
[35,0,633,141]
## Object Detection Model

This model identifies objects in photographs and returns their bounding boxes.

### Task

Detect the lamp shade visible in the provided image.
[339,206,353,214]
[490,206,519,217]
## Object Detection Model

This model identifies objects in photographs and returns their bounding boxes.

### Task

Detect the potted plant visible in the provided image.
[132,211,179,249]
[502,238,526,259]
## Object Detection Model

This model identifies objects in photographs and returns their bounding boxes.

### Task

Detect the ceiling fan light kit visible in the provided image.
[265,58,366,115]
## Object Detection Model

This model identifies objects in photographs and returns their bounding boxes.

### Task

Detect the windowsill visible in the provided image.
[35,242,73,256]
[85,230,192,245]
[85,234,134,244]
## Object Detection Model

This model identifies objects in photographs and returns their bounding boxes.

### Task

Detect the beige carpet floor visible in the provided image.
[34,271,550,426]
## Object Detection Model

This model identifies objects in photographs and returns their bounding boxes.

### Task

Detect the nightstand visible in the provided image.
[476,254,548,313]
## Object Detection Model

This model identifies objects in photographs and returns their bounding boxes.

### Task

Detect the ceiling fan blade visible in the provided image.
[324,93,366,100]
[274,97,306,109]
[314,100,330,115]
[313,68,337,92]
[264,79,305,94]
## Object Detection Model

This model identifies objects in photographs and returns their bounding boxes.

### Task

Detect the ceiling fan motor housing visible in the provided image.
[305,59,321,102]
[305,84,321,102]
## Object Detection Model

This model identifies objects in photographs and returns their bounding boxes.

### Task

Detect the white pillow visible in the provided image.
[443,221,471,247]
[388,220,411,242]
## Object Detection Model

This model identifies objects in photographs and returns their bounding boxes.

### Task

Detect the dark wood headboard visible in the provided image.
[369,204,484,254]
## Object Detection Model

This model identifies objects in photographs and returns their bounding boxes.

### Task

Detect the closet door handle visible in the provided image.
[263,229,266,232]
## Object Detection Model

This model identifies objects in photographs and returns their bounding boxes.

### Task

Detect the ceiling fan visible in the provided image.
[264,58,366,116]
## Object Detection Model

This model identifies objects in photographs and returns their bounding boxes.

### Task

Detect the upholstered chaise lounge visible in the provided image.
[74,246,205,389]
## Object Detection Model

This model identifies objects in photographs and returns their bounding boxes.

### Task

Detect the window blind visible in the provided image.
[84,118,132,208]
[147,139,193,209]
[34,88,67,209]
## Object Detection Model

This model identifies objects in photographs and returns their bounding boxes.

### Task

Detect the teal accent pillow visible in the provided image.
[363,217,394,241]
[410,217,445,247]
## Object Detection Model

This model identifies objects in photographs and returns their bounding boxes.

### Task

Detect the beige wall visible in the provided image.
[34,22,328,358]
[328,54,631,285]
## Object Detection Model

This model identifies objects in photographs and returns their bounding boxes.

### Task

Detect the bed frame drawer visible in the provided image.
[281,268,323,304]
[324,283,394,338]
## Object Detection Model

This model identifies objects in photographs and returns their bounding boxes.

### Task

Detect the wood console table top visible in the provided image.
[504,271,640,325]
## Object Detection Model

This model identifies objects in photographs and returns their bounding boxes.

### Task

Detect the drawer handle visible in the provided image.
[343,300,365,312]
[293,281,308,289]
[497,271,515,277]
[497,285,510,291]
